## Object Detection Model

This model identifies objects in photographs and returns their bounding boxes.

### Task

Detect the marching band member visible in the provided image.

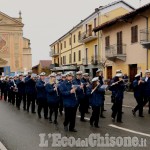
[45,73,60,124]
[96,69,106,118]
[109,72,125,123]
[132,73,144,117]
[25,71,36,113]
[7,76,15,103]
[4,76,10,102]
[36,72,48,119]
[59,71,78,132]
[58,74,66,116]
[16,73,26,110]
[0,76,5,100]
[143,70,150,114]
[86,77,105,128]
[73,71,87,122]
[81,73,91,114]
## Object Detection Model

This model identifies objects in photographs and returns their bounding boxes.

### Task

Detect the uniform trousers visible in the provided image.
[64,107,77,130]
[111,99,123,122]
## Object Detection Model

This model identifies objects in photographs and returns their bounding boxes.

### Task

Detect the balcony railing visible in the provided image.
[49,49,59,57]
[78,29,97,43]
[105,44,126,61]
[49,63,59,69]
[91,55,99,65]
[82,58,88,65]
[140,28,150,49]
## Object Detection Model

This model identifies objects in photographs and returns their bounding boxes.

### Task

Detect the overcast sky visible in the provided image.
[0,0,149,66]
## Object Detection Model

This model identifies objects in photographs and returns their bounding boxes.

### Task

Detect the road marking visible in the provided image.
[0,142,7,150]
[109,124,150,137]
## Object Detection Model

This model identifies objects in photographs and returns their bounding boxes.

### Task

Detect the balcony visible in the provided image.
[82,58,88,66]
[140,28,150,49]
[91,56,99,65]
[49,49,59,57]
[49,63,59,69]
[105,44,126,61]
[78,29,97,43]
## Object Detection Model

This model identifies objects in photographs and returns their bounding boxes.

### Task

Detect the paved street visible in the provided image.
[0,92,150,150]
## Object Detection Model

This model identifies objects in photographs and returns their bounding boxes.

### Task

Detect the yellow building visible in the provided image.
[94,2,150,82]
[50,0,134,76]
[0,11,32,76]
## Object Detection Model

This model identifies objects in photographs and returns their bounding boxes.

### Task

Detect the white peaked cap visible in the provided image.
[135,73,141,78]
[66,71,74,76]
[116,73,123,78]
[116,69,122,73]
[83,73,89,76]
[40,72,46,76]
[49,73,56,77]
[96,69,103,73]
[76,71,83,75]
[92,77,99,82]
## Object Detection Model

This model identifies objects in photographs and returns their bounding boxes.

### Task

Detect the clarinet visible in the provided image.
[55,84,59,96]
[91,84,100,94]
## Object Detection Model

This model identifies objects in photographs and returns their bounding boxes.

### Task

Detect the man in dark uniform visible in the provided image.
[132,73,144,117]
[0,76,5,100]
[59,71,78,132]
[143,70,150,114]
[109,72,125,123]
[36,72,48,119]
[7,76,15,103]
[81,73,91,114]
[73,71,86,122]
[16,73,26,110]
[96,69,106,118]
[58,74,66,116]
[25,71,36,113]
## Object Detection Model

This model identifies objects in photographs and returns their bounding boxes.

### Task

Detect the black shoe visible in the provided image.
[44,117,48,119]
[80,119,87,122]
[132,110,136,116]
[117,121,123,123]
[69,129,77,132]
[139,115,144,117]
[112,118,115,122]
[103,109,107,111]
[94,125,100,128]
[64,126,68,132]
[27,109,29,112]
[49,119,53,123]
[32,112,36,114]
[54,120,58,124]
[60,112,63,116]
[38,115,41,119]
[100,115,106,118]
[90,121,93,127]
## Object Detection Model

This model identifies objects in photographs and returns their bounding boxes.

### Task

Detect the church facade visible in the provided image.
[0,11,32,75]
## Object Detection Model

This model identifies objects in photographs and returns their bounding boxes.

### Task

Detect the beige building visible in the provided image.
[94,3,150,82]
[50,1,134,76]
[0,11,32,76]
